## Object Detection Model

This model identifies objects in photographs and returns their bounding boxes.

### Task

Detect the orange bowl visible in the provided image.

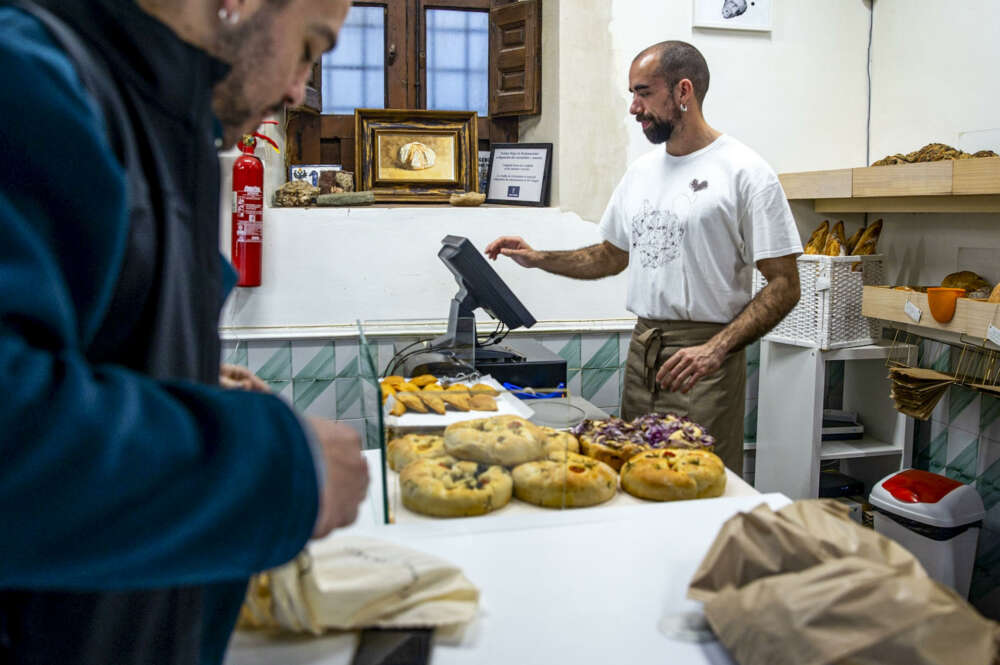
[927,287,965,323]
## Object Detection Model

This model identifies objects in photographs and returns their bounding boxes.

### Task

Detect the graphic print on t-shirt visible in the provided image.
[630,186,699,269]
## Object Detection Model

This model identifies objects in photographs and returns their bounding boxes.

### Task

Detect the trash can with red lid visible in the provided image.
[869,468,984,598]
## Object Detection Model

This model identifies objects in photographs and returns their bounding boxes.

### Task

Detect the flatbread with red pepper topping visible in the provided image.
[400,455,512,517]
[620,448,726,502]
[443,415,548,466]
[511,451,617,508]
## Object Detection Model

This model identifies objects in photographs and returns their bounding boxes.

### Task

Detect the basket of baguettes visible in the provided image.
[385,412,725,518]
[754,219,886,350]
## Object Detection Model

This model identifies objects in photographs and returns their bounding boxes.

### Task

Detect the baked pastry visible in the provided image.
[538,426,580,455]
[443,415,548,466]
[397,141,436,170]
[440,392,472,411]
[831,221,846,245]
[400,455,512,517]
[469,394,498,411]
[988,283,1000,304]
[941,270,991,292]
[872,143,999,166]
[803,220,829,255]
[386,434,446,471]
[512,451,617,508]
[850,219,882,255]
[574,417,648,471]
[418,391,447,415]
[822,233,845,257]
[394,391,427,413]
[633,412,716,450]
[845,226,865,254]
[620,448,726,501]
[573,413,716,471]
[410,374,438,387]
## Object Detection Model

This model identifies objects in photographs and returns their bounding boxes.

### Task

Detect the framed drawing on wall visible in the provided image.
[692,0,772,32]
[485,143,553,206]
[355,109,478,203]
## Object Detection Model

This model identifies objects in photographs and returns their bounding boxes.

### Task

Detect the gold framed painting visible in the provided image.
[355,109,478,203]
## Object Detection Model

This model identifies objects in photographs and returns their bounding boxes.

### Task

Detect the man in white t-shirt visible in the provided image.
[485,41,802,474]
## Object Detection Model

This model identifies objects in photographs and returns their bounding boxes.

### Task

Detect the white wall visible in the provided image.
[220,0,1000,335]
[870,0,1000,162]
[865,0,1000,287]
[521,0,871,221]
[218,203,631,336]
[608,0,872,174]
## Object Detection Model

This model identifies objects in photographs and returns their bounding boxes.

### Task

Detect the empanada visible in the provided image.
[395,391,428,413]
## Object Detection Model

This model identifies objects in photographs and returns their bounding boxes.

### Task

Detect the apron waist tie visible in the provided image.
[635,326,663,393]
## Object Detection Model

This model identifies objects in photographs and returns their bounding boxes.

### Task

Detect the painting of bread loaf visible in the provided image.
[376,131,457,182]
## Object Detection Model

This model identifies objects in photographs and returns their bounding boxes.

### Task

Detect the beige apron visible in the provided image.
[622,318,746,475]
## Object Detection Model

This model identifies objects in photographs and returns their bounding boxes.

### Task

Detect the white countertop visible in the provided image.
[226,449,788,665]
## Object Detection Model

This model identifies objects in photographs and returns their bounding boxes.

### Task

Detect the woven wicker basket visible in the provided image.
[753,254,885,350]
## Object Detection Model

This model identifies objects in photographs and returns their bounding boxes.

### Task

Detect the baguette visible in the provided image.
[845,226,865,254]
[803,220,829,255]
[850,219,882,255]
[831,220,846,245]
[822,233,846,256]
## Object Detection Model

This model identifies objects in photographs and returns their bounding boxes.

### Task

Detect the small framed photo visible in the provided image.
[289,164,342,187]
[692,0,772,32]
[355,109,478,203]
[478,150,492,194]
[484,143,553,207]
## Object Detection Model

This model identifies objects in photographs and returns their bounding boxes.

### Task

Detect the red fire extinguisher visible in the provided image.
[231,121,279,286]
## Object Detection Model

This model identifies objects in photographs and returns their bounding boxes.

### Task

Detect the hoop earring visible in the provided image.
[680,103,688,113]
[218,7,240,24]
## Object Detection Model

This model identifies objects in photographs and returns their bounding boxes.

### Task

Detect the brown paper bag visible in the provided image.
[688,500,1000,665]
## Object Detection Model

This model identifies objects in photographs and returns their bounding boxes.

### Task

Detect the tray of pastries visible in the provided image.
[384,412,728,521]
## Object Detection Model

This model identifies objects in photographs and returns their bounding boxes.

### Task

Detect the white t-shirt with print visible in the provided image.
[599,134,802,323]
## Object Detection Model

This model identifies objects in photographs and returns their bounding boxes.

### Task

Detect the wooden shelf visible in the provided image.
[821,341,916,362]
[779,157,1000,213]
[862,286,1000,350]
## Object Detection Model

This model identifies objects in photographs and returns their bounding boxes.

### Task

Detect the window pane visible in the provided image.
[426,9,488,116]
[322,5,385,114]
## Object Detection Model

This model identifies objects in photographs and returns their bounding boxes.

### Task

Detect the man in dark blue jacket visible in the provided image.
[0,0,363,663]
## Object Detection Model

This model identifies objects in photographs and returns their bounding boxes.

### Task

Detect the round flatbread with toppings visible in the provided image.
[538,426,580,455]
[632,413,716,451]
[620,448,726,502]
[572,417,648,471]
[443,415,548,466]
[386,433,446,471]
[572,413,716,471]
[400,455,512,517]
[512,451,617,508]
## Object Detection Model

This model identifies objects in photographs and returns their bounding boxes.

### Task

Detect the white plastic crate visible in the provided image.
[753,254,885,350]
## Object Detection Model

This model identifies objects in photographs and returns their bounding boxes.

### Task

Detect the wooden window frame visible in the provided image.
[287,0,522,175]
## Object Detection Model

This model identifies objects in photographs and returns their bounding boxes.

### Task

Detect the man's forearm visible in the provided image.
[534,243,627,280]
[709,275,799,355]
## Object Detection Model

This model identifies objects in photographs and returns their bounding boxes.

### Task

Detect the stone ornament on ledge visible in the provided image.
[273,180,319,207]
[449,191,485,207]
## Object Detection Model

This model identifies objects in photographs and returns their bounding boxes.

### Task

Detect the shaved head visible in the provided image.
[634,41,710,107]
